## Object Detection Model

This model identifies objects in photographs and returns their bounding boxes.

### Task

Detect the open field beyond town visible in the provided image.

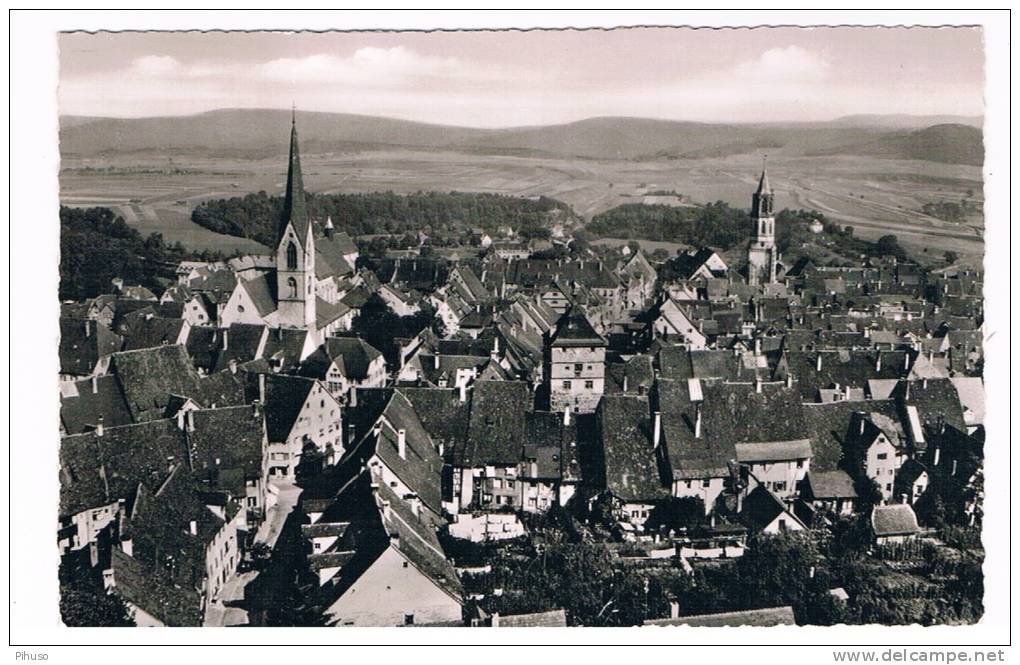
[60,147,984,261]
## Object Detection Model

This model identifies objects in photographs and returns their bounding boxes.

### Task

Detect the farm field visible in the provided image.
[59,148,984,260]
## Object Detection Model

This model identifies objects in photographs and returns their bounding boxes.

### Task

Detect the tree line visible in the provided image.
[191,190,574,247]
[60,206,224,301]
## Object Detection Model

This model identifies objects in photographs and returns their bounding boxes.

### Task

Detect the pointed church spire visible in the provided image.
[756,155,771,194]
[279,111,310,245]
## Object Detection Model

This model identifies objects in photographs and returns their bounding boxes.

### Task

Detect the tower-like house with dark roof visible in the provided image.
[276,113,319,337]
[747,162,778,287]
[545,308,607,413]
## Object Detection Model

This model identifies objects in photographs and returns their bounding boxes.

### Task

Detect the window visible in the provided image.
[404,614,415,626]
[574,363,583,376]
[702,479,711,488]
[287,277,298,299]
[562,381,571,390]
[877,453,888,460]
[584,380,594,390]
[796,460,804,469]
[774,481,787,492]
[237,305,245,313]
[286,242,298,270]
[778,519,787,531]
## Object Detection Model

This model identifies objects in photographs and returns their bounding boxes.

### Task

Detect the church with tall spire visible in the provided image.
[275,111,318,331]
[746,158,778,286]
[211,113,362,358]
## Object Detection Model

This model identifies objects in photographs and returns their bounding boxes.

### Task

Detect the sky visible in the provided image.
[58,27,985,127]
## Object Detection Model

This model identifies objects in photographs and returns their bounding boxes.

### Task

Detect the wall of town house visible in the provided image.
[326,546,461,627]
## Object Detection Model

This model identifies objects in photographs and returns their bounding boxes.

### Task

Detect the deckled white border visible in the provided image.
[7,8,1011,653]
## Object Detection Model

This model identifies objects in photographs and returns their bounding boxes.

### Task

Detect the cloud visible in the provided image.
[128,55,182,76]
[260,47,471,87]
[734,46,830,82]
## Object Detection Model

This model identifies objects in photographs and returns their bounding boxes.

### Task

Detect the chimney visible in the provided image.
[563,406,571,426]
[933,446,941,467]
[228,358,238,375]
[622,374,629,393]
[347,422,357,447]
[785,374,793,389]
[755,378,762,394]
[923,377,928,390]
[459,383,468,403]
[875,353,882,372]
[349,385,358,408]
[859,415,866,436]
[433,354,440,370]
[398,429,407,459]
[185,410,195,433]
[951,459,958,476]
[95,416,104,437]
[491,612,501,628]
[121,537,133,557]
[754,337,762,356]
[91,374,99,394]
[251,399,261,420]
[694,404,702,439]
[258,373,266,404]
[653,411,662,448]
[324,215,335,238]
[816,354,823,372]
[222,329,229,351]
[83,319,92,338]
[669,601,680,620]
[904,353,910,371]
[189,520,197,536]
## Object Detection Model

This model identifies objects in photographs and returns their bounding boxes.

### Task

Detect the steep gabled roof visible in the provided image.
[59,318,123,376]
[246,373,317,442]
[457,380,533,467]
[109,345,203,423]
[60,374,133,435]
[549,308,606,348]
[597,394,668,502]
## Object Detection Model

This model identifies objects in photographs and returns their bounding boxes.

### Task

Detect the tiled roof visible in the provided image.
[550,308,606,347]
[597,394,668,501]
[60,375,133,435]
[109,345,202,423]
[246,373,316,442]
[805,470,857,500]
[59,318,123,376]
[735,439,812,463]
[110,547,202,627]
[120,316,187,352]
[495,609,568,627]
[457,381,533,467]
[871,504,920,537]
[316,297,352,329]
[240,274,278,319]
[187,405,266,493]
[800,400,900,471]
[59,419,188,517]
[739,484,805,532]
[645,606,796,627]
[657,379,807,480]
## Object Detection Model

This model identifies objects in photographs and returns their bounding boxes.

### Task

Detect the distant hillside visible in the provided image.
[828,114,983,130]
[59,109,985,166]
[808,124,985,166]
[59,109,490,158]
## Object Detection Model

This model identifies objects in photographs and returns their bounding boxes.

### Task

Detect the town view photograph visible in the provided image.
[25,14,1000,645]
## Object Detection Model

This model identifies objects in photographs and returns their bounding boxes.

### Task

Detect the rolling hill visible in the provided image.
[59,109,985,166]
